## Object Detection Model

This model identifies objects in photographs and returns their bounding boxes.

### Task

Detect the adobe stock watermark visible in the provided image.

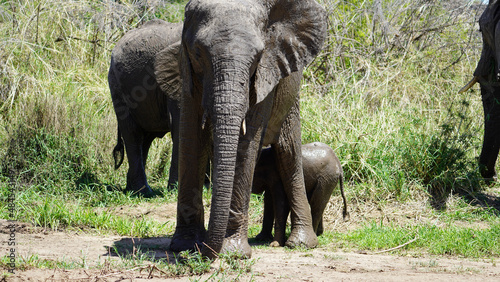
[6,184,16,274]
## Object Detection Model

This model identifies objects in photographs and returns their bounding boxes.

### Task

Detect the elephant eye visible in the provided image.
[250,50,262,76]
[249,66,258,105]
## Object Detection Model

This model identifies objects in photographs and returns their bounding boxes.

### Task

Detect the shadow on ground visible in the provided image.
[458,186,500,213]
[428,177,500,214]
[106,236,270,263]
[106,237,176,263]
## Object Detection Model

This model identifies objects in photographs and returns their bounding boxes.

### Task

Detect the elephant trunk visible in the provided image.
[203,60,248,258]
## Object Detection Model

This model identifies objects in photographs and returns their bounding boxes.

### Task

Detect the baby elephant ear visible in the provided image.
[254,0,327,104]
[155,40,182,99]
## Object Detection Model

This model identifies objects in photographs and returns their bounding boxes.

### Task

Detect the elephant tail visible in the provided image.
[112,127,125,170]
[339,175,349,221]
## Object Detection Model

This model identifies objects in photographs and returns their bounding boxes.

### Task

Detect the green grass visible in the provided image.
[334,221,500,258]
[0,254,88,271]
[0,0,499,277]
[0,176,179,237]
[0,247,256,279]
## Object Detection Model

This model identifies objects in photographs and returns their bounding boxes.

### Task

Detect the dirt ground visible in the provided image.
[2,194,500,281]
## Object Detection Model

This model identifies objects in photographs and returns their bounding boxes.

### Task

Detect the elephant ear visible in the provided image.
[253,0,327,104]
[154,40,182,99]
[474,41,494,78]
[475,1,500,78]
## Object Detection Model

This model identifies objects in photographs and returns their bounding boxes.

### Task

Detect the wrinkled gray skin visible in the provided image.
[168,0,327,258]
[473,0,500,181]
[252,142,349,247]
[109,19,183,197]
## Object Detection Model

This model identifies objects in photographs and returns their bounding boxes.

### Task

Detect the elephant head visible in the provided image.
[460,0,500,180]
[172,0,326,258]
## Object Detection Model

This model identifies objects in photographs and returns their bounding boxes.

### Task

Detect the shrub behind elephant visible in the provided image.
[109,19,183,197]
[252,142,348,247]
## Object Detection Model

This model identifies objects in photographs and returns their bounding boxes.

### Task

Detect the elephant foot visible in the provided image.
[166,181,178,191]
[485,177,498,185]
[269,234,286,247]
[204,234,251,259]
[316,221,323,236]
[316,227,323,236]
[125,184,155,198]
[479,165,497,184]
[170,228,206,252]
[254,231,273,242]
[222,236,252,259]
[285,226,318,249]
[481,172,498,185]
[269,241,281,247]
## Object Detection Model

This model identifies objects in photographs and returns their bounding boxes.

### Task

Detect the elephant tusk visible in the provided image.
[242,119,246,136]
[458,76,479,94]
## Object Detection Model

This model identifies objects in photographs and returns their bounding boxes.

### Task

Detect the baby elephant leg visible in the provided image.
[308,180,333,236]
[255,191,274,241]
[270,182,289,247]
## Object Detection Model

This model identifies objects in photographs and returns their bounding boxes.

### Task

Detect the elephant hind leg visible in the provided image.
[121,123,154,198]
[141,133,156,169]
[308,180,333,236]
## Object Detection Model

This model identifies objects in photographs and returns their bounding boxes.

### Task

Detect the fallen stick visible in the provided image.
[372,235,419,254]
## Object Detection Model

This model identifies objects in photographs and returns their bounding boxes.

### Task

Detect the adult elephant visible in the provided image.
[460,1,500,180]
[109,19,183,197]
[168,0,327,259]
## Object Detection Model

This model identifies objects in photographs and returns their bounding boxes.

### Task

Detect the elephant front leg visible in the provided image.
[479,83,500,181]
[274,107,318,249]
[170,100,208,252]
[220,125,265,258]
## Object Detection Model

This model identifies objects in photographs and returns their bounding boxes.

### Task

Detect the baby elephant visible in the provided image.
[252,142,348,247]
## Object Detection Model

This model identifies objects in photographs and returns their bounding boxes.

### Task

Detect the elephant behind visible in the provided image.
[461,1,500,180]
[108,19,183,196]
[252,142,349,247]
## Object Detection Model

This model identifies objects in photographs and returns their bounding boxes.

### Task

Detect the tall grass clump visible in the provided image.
[301,0,485,201]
